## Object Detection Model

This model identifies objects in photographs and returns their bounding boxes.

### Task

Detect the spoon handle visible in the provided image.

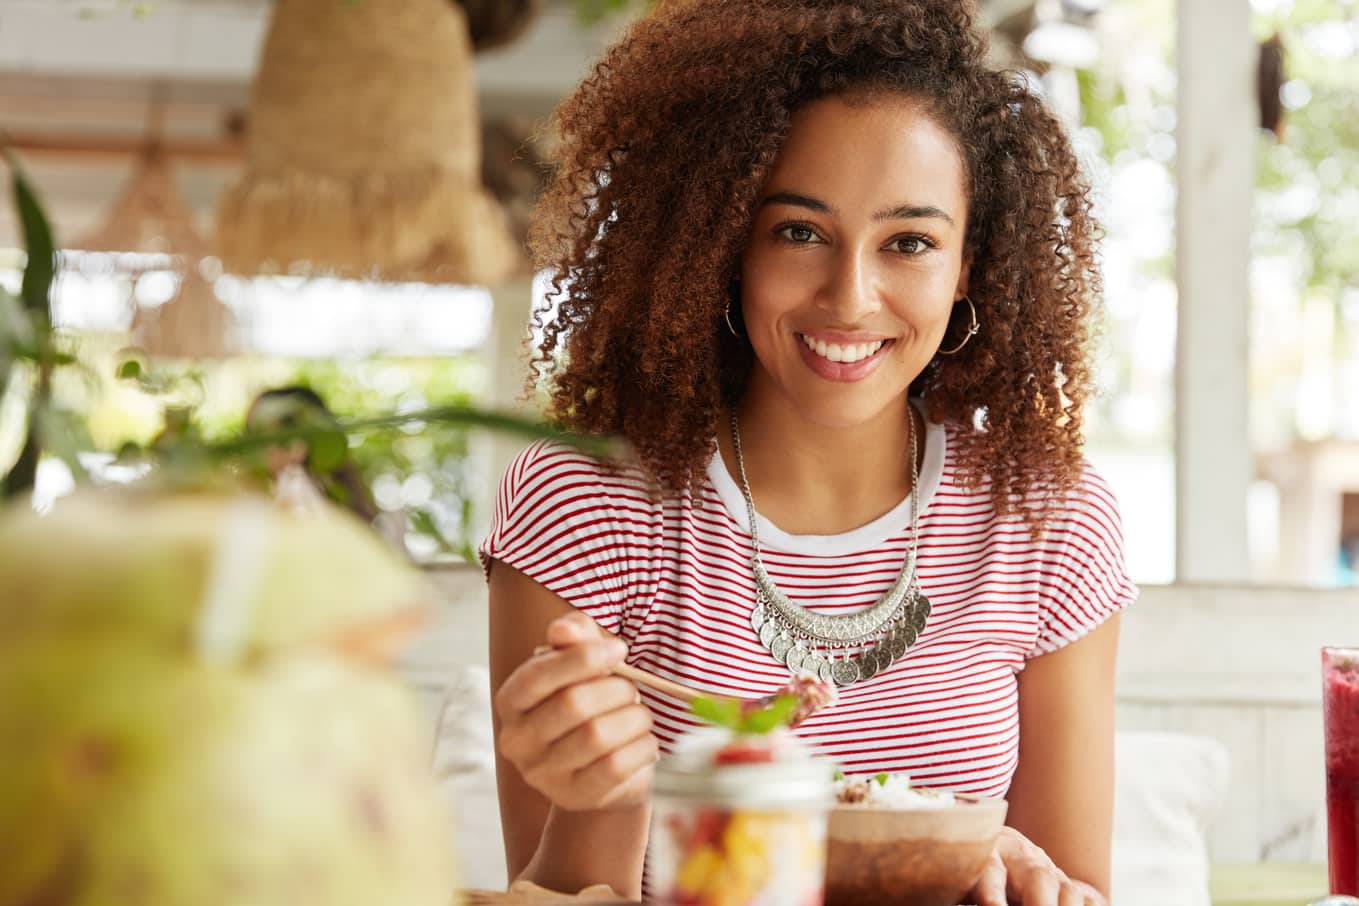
[531,644,703,704]
[612,661,702,704]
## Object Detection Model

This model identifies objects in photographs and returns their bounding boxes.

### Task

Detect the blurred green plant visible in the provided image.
[0,147,610,533]
[0,147,74,499]
[573,0,650,25]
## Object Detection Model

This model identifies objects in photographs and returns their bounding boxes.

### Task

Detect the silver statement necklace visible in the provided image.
[731,409,931,687]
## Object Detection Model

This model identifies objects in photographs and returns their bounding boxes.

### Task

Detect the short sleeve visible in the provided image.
[478,441,631,637]
[1028,464,1138,658]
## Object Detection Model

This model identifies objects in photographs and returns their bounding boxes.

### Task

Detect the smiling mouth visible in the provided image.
[796,333,894,364]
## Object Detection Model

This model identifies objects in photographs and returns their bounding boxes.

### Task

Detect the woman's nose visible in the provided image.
[816,247,882,323]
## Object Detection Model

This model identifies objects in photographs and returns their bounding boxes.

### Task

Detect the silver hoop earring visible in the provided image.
[938,295,979,356]
[723,300,745,339]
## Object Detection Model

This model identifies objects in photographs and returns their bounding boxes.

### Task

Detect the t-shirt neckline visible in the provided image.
[706,404,947,557]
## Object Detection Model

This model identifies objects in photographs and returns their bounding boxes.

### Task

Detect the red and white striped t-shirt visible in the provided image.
[479,415,1136,798]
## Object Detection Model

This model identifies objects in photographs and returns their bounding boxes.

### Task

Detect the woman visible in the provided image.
[482,2,1135,903]
[244,385,381,525]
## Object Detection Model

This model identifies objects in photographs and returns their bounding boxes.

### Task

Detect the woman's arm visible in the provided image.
[965,614,1121,905]
[1009,613,1122,897]
[487,560,654,898]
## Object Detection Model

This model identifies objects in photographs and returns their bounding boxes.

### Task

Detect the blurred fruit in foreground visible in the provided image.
[0,491,458,906]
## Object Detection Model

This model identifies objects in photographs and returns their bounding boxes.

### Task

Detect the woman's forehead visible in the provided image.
[759,95,968,223]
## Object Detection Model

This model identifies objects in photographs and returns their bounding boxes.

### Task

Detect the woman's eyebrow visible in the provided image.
[760,191,833,214]
[873,203,956,226]
[759,192,955,227]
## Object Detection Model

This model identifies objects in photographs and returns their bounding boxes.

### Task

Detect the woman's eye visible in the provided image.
[889,235,932,254]
[776,225,819,244]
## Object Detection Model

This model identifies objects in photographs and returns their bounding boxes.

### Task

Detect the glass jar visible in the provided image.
[648,730,831,906]
[1324,647,1359,896]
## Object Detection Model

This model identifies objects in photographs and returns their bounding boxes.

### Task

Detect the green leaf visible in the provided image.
[116,359,143,380]
[738,694,798,734]
[690,696,743,731]
[308,429,348,473]
[35,407,90,483]
[409,508,461,557]
[0,287,25,391]
[2,147,57,323]
[875,772,890,786]
[832,768,846,782]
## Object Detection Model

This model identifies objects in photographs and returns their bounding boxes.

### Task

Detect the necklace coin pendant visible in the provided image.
[909,594,931,633]
[888,635,909,661]
[770,633,793,663]
[831,657,861,687]
[759,621,777,649]
[784,644,806,673]
[815,658,835,684]
[858,648,880,681]
[871,647,894,676]
[750,605,766,633]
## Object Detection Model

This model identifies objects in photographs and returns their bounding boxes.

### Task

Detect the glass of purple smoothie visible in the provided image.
[1324,647,1359,895]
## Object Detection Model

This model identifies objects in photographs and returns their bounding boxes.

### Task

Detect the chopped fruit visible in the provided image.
[712,740,777,765]
[690,672,837,735]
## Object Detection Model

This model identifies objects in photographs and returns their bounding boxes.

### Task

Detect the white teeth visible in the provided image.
[799,335,885,364]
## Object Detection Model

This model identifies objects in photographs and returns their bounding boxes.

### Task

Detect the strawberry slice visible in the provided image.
[687,807,728,849]
[712,739,775,765]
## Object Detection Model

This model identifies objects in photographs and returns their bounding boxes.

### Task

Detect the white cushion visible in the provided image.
[432,665,507,891]
[1111,731,1230,906]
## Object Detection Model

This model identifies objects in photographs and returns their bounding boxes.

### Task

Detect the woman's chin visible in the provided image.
[780,392,913,433]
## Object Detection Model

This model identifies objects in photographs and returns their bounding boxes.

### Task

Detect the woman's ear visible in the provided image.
[955,249,973,299]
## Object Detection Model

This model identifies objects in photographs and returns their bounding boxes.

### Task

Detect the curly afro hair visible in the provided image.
[528,0,1101,524]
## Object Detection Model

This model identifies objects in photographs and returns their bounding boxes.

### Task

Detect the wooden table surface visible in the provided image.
[460,887,640,905]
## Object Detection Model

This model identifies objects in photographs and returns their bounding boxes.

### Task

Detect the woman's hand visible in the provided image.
[494,612,659,812]
[967,827,1108,906]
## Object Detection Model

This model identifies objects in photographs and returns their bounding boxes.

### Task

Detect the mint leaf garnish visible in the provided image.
[738,694,798,734]
[690,696,743,731]
[690,693,799,735]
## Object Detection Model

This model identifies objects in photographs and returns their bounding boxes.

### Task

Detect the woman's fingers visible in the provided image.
[544,698,654,772]
[545,609,606,648]
[494,612,657,812]
[965,826,1104,906]
[522,677,641,748]
[495,632,626,718]
[573,731,661,804]
[968,850,1009,906]
[1016,866,1061,905]
[1058,881,1089,906]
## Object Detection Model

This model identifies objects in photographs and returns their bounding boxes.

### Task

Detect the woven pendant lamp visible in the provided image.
[215,0,519,286]
[76,145,202,257]
[77,145,238,358]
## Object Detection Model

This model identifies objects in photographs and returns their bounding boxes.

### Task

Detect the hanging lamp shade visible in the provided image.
[77,145,238,358]
[215,0,520,286]
[75,145,202,257]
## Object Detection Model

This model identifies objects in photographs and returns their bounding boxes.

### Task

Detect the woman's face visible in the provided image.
[739,94,970,428]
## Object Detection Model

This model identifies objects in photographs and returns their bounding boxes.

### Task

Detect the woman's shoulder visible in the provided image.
[499,439,659,508]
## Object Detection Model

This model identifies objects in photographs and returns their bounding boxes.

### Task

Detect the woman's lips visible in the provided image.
[795,335,894,383]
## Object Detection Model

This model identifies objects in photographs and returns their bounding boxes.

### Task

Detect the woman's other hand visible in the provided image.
[967,827,1109,906]
[493,611,659,812]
